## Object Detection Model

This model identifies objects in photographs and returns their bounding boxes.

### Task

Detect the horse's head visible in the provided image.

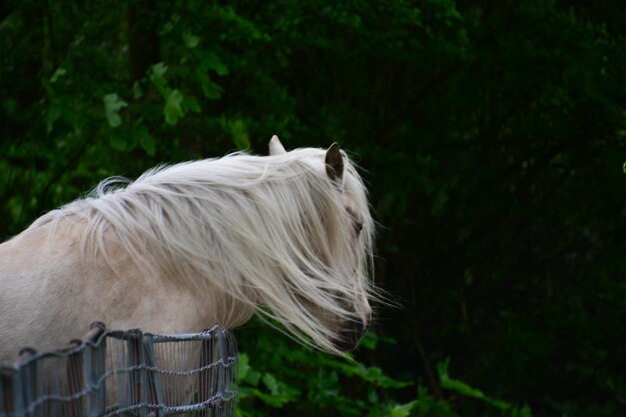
[268,136,375,353]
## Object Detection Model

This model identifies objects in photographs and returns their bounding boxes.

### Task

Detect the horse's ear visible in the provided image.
[269,135,287,155]
[325,142,344,182]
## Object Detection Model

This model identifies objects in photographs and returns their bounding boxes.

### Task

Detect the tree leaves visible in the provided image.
[103,93,128,128]
[199,73,223,100]
[164,89,185,125]
[438,358,532,415]
[386,401,418,417]
[182,31,200,48]
[230,119,250,150]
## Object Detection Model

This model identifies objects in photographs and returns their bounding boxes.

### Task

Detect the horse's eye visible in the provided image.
[355,222,363,234]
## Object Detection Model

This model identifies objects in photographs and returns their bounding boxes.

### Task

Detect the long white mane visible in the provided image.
[29,146,375,353]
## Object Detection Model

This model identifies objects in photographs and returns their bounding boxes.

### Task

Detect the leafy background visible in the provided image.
[1,1,625,416]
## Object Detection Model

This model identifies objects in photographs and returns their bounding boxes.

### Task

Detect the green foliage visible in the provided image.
[438,359,532,416]
[2,1,626,416]
[235,325,534,417]
[236,325,435,417]
[103,93,128,128]
[236,326,411,417]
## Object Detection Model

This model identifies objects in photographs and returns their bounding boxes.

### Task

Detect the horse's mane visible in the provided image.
[30,148,375,353]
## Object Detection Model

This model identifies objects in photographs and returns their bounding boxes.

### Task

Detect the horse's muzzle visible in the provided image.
[333,317,369,352]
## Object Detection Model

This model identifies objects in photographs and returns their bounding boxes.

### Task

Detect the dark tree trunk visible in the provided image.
[127,0,160,81]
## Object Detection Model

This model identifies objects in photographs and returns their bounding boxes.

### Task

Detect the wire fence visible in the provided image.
[0,323,238,417]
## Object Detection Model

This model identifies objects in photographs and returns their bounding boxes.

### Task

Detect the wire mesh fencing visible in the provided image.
[0,322,238,417]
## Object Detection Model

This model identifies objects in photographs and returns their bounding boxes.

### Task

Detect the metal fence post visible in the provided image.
[85,322,107,417]
[126,330,143,411]
[66,340,83,417]
[0,367,14,417]
[142,334,164,417]
[16,348,36,417]
[198,329,214,417]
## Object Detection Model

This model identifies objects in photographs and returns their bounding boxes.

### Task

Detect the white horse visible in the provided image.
[0,136,375,362]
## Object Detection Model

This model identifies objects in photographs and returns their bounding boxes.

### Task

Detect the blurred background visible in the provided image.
[1,1,625,416]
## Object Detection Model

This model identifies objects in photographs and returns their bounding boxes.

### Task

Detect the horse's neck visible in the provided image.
[0,218,255,352]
